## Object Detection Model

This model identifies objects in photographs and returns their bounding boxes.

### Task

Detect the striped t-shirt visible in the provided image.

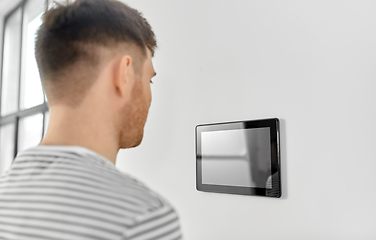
[0,145,182,240]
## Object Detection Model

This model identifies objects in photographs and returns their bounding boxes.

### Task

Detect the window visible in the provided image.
[0,0,50,176]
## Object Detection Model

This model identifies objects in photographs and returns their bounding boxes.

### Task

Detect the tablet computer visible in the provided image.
[196,118,281,198]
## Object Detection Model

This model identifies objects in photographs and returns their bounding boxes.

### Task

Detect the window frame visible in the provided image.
[0,0,49,160]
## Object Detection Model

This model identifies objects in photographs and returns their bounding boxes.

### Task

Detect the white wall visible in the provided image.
[115,0,376,239]
[0,18,3,71]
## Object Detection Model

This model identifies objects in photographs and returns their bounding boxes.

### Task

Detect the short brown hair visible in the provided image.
[35,0,157,105]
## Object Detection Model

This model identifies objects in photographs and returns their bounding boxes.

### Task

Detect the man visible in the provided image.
[0,0,182,239]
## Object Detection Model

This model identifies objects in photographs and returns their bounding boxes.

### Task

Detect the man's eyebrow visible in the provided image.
[153,72,157,77]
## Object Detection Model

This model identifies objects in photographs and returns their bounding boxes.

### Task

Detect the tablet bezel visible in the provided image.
[195,118,281,198]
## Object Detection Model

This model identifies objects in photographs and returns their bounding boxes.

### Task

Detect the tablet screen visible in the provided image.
[201,127,271,188]
[196,118,281,198]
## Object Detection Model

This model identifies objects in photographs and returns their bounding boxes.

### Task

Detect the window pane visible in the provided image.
[18,113,43,152]
[20,0,46,110]
[0,123,15,176]
[1,8,22,116]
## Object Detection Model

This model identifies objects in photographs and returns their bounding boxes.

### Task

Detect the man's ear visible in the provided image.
[113,55,135,99]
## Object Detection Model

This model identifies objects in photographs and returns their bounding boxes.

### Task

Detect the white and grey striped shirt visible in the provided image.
[0,146,182,240]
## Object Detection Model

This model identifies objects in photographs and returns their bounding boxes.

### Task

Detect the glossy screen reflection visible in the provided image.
[201,127,272,188]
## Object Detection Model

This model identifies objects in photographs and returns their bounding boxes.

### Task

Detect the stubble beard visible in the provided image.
[118,82,149,149]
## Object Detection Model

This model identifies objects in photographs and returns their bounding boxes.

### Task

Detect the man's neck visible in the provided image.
[40,105,119,164]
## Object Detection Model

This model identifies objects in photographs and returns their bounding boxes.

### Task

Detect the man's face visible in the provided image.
[118,50,156,149]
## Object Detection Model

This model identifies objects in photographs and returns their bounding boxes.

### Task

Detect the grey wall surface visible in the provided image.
[117,1,376,239]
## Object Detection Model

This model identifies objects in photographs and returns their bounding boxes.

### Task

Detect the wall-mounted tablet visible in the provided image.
[196,118,281,198]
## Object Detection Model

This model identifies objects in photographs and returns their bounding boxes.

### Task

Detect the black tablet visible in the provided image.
[196,118,281,198]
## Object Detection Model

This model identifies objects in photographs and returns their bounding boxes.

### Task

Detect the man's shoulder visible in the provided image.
[8,146,167,212]
[0,146,182,239]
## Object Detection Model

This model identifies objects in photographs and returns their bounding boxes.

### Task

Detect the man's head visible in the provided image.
[36,0,157,149]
